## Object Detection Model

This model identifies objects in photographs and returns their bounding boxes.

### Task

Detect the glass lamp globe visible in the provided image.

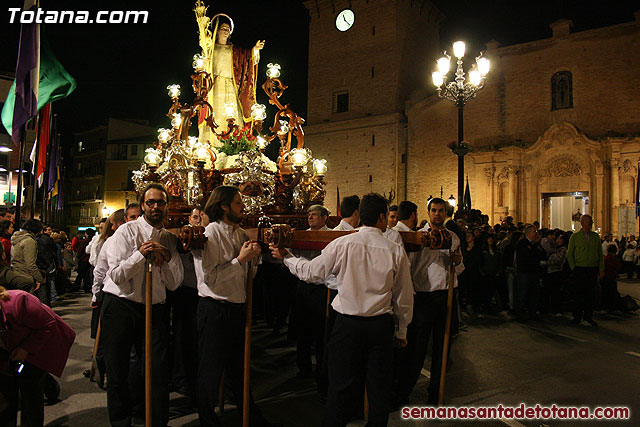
[167,84,181,99]
[266,63,281,79]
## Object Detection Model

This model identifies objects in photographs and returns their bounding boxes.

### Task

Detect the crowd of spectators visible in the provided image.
[450,211,638,325]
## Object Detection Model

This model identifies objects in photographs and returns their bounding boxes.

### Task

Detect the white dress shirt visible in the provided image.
[393,221,412,232]
[102,216,183,304]
[283,226,414,339]
[193,220,255,303]
[92,238,112,302]
[409,224,465,292]
[383,227,403,246]
[291,225,336,289]
[334,219,355,231]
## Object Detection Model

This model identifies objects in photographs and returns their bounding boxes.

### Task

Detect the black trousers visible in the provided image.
[101,293,170,427]
[170,286,199,397]
[74,261,92,292]
[259,262,293,331]
[395,290,449,405]
[0,362,47,427]
[515,272,540,319]
[324,313,394,427]
[196,297,264,427]
[572,266,598,321]
[296,281,329,374]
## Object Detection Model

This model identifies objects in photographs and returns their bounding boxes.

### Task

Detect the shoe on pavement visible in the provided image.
[579,320,592,326]
[585,319,598,327]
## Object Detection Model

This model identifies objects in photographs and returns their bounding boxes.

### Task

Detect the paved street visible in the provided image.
[42,280,639,426]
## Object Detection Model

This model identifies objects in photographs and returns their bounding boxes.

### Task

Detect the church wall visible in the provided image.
[306,117,403,214]
[405,19,640,225]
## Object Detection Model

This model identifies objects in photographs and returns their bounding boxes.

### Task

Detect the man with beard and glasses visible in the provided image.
[100,183,184,427]
[193,185,275,426]
[394,197,463,407]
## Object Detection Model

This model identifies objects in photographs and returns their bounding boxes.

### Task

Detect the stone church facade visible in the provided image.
[304,0,640,235]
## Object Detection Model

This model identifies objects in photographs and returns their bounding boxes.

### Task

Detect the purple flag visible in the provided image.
[11,0,40,145]
[47,113,58,192]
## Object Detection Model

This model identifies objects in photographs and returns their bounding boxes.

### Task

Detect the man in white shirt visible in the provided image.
[393,201,418,233]
[100,183,184,427]
[193,186,271,426]
[395,197,463,407]
[333,195,360,231]
[272,193,414,425]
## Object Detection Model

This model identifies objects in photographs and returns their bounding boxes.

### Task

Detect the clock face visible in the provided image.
[335,9,355,32]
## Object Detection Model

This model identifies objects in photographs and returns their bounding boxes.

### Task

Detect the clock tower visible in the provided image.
[303,0,442,211]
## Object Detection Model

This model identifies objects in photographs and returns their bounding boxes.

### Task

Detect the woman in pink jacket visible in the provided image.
[0,286,75,427]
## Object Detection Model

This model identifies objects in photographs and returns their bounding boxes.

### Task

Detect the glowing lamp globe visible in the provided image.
[313,159,328,175]
[167,84,181,99]
[432,71,444,87]
[278,120,290,136]
[157,128,171,143]
[453,41,466,59]
[251,103,267,121]
[291,148,310,167]
[171,113,182,128]
[266,63,281,79]
[437,56,450,75]
[192,53,207,72]
[469,69,482,86]
[477,57,490,76]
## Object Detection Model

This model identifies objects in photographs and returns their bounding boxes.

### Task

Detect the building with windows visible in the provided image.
[65,118,153,234]
[304,0,640,235]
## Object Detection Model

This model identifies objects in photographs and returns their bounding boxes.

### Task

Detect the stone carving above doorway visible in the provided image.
[539,155,582,177]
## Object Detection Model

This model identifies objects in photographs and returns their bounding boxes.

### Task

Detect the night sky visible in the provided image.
[0,0,637,140]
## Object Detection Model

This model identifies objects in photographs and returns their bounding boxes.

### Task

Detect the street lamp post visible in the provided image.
[432,41,490,213]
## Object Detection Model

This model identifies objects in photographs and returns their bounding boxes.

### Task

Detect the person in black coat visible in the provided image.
[514,225,547,321]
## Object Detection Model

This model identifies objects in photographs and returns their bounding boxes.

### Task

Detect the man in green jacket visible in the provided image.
[566,214,604,326]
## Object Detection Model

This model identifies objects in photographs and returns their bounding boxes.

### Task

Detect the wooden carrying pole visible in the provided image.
[438,258,457,405]
[145,260,153,426]
[242,261,254,427]
[89,318,101,381]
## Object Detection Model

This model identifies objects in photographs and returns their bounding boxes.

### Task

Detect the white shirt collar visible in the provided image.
[136,215,161,240]
[339,219,355,230]
[358,226,383,235]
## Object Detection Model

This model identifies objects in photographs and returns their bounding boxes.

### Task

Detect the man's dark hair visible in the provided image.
[22,219,43,235]
[139,183,170,206]
[204,185,240,222]
[340,195,360,218]
[126,202,141,215]
[428,197,446,211]
[397,201,418,221]
[86,228,96,237]
[389,204,398,213]
[0,208,6,217]
[359,193,388,226]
